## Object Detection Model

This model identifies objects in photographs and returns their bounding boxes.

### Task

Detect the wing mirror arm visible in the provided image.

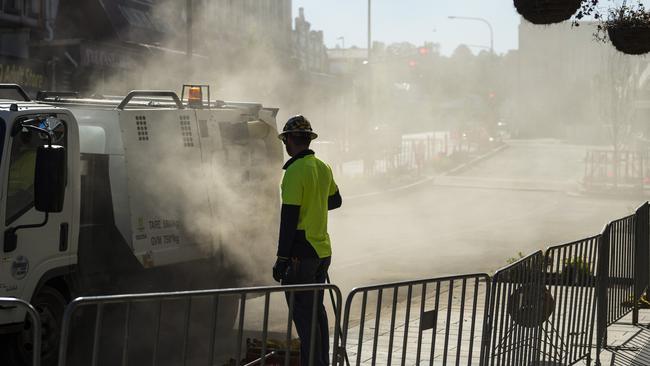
[18,122,54,147]
[4,213,49,253]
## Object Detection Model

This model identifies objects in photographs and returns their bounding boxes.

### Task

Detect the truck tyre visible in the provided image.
[0,285,67,366]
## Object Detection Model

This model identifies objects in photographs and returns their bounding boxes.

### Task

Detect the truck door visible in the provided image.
[1,116,72,301]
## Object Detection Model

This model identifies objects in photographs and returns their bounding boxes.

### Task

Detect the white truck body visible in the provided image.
[0,88,283,339]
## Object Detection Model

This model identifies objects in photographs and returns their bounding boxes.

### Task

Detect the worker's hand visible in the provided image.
[273,257,290,282]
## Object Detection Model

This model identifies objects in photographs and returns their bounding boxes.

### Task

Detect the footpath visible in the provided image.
[340,143,509,200]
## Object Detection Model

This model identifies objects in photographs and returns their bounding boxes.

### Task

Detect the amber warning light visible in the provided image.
[188,87,203,107]
[181,84,210,109]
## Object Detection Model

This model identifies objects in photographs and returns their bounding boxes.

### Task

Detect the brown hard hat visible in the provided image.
[278,115,318,140]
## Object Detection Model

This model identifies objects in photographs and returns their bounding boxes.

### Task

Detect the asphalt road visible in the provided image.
[328,139,643,295]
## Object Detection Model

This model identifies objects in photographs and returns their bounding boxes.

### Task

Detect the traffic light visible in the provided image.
[418,47,429,56]
[408,60,417,68]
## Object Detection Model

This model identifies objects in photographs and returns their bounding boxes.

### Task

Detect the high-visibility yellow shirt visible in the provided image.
[281,151,337,258]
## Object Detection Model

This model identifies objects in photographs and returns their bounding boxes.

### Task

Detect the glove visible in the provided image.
[273,257,290,282]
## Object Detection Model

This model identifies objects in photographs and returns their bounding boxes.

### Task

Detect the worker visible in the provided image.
[272,115,342,366]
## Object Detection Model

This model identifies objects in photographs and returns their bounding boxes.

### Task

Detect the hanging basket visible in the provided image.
[513,0,582,25]
[607,25,650,55]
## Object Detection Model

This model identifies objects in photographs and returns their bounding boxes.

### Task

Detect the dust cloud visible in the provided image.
[82,2,650,289]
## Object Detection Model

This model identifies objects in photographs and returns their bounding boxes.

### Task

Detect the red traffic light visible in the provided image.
[408,60,417,67]
[418,47,429,56]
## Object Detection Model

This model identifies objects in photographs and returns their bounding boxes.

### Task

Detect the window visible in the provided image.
[6,117,66,225]
[3,0,23,15]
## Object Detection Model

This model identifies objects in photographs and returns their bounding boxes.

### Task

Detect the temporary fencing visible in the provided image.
[542,235,599,365]
[583,149,650,191]
[6,201,650,365]
[340,274,490,366]
[636,202,650,325]
[596,202,650,364]
[486,251,547,366]
[56,284,342,366]
[600,214,636,329]
[360,132,480,177]
[0,297,41,366]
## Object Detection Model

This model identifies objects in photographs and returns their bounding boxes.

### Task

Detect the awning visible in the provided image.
[31,39,142,70]
[55,0,171,45]
[100,0,169,45]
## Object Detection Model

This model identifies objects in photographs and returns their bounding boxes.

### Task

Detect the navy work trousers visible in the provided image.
[282,256,332,366]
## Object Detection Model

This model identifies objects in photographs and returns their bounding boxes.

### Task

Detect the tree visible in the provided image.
[596,51,640,187]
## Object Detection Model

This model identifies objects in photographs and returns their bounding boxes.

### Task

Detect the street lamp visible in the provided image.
[448,16,494,54]
[186,0,193,57]
[337,36,345,49]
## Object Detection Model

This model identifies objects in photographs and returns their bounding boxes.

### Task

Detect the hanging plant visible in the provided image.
[596,2,650,55]
[514,0,583,24]
[575,1,650,55]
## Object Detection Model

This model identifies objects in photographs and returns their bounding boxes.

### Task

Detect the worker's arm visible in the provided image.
[278,166,303,257]
[276,204,301,258]
[328,189,342,210]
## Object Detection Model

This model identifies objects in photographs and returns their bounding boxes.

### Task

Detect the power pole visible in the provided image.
[186,0,193,58]
[367,0,371,60]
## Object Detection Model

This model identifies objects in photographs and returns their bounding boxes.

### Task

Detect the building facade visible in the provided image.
[293,7,328,73]
[514,19,648,141]
[0,0,55,93]
[0,0,332,98]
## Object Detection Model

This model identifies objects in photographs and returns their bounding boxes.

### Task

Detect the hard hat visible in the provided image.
[278,115,318,141]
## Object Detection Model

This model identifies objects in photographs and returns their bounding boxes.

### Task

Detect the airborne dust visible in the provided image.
[56,2,650,365]
[83,2,650,290]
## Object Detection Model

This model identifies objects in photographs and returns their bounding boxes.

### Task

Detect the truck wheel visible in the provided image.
[32,286,67,364]
[0,285,67,366]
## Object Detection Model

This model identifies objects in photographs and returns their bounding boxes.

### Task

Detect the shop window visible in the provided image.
[3,0,23,15]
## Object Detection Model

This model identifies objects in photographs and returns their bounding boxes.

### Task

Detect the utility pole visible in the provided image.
[186,0,193,58]
[367,0,372,60]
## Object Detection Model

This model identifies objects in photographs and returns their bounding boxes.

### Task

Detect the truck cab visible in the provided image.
[0,85,79,365]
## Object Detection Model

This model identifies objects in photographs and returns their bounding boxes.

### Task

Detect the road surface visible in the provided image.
[329,140,642,294]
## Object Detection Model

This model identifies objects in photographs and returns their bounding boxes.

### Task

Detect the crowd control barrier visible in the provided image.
[0,297,41,366]
[57,284,342,366]
[542,235,600,365]
[486,251,547,366]
[340,274,491,365]
[596,202,650,365]
[6,201,650,365]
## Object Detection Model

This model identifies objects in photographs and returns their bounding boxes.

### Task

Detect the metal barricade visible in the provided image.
[340,274,490,366]
[597,213,637,352]
[542,235,600,365]
[0,297,41,366]
[57,284,342,366]
[596,203,650,364]
[634,201,649,326]
[486,251,547,366]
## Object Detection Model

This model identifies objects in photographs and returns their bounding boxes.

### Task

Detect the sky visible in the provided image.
[292,0,523,55]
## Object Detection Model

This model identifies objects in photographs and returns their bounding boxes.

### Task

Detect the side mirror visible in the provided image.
[34,145,66,213]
